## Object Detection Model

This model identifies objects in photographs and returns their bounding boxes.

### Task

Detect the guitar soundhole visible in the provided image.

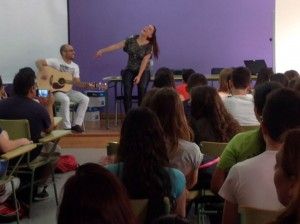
[58,78,66,85]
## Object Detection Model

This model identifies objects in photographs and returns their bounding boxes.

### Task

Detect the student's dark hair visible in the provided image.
[58,163,136,224]
[147,25,159,59]
[270,73,289,87]
[13,67,36,96]
[0,76,3,88]
[231,67,251,89]
[141,88,159,108]
[118,108,173,223]
[148,88,193,156]
[186,73,208,93]
[262,88,300,142]
[182,69,195,83]
[253,82,283,116]
[153,67,175,88]
[254,67,273,87]
[191,86,241,142]
[284,70,299,80]
[271,129,300,224]
[59,44,68,56]
[152,215,190,224]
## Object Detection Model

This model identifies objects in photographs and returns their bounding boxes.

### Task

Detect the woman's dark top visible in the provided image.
[123,35,152,71]
[190,117,219,145]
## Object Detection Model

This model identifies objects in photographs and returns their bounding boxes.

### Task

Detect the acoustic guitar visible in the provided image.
[37,66,106,92]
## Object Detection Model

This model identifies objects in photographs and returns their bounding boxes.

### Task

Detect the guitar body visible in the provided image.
[37,66,73,93]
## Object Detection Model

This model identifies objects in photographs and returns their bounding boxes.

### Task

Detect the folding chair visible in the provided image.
[0,143,36,223]
[0,119,70,217]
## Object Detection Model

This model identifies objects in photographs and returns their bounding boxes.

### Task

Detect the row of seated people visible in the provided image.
[57,83,300,223]
[1,65,300,223]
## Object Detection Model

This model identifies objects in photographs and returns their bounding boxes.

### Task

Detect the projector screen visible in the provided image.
[275,0,300,73]
[0,0,68,83]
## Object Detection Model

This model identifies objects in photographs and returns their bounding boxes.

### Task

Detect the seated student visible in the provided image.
[270,129,300,224]
[283,69,299,81]
[254,67,273,88]
[219,88,300,224]
[183,73,208,119]
[175,69,195,101]
[0,76,7,100]
[58,163,136,224]
[106,108,186,221]
[153,215,190,224]
[223,67,259,126]
[148,88,203,189]
[270,73,289,87]
[0,67,56,200]
[218,68,233,99]
[190,86,241,145]
[211,82,283,194]
[0,127,31,205]
[153,67,175,88]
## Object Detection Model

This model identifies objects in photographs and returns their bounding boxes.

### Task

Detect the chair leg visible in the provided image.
[28,171,35,218]
[11,180,19,224]
[115,101,118,126]
[51,167,58,206]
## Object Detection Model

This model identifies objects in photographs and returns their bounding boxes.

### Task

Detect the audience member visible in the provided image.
[270,73,289,87]
[211,82,283,194]
[288,76,300,90]
[190,86,241,144]
[183,73,208,118]
[218,68,233,99]
[223,67,259,126]
[106,108,187,221]
[175,69,195,101]
[0,67,56,200]
[270,129,300,224]
[219,88,300,224]
[149,88,203,189]
[0,76,7,100]
[58,163,136,224]
[254,67,273,88]
[284,69,299,80]
[153,67,175,88]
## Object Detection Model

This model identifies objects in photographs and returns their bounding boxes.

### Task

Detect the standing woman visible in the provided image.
[96,25,159,113]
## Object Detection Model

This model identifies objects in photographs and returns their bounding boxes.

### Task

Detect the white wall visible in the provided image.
[275,0,300,73]
[0,0,68,83]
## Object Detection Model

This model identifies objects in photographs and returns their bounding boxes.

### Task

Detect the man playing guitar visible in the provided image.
[36,44,89,133]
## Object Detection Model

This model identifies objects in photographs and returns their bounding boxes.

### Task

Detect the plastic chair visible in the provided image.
[0,119,70,217]
[240,125,260,132]
[0,143,36,223]
[195,141,228,224]
[239,207,281,224]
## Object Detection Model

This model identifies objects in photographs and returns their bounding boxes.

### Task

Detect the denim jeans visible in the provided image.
[121,69,150,113]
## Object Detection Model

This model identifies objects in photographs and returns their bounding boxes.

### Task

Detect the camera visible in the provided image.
[36,89,49,97]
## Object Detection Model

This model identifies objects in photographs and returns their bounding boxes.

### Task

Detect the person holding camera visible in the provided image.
[36,44,89,133]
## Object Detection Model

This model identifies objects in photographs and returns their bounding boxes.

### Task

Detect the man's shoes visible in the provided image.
[71,125,84,133]
[33,187,49,201]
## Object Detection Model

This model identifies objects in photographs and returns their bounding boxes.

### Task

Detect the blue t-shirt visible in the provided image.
[106,163,186,198]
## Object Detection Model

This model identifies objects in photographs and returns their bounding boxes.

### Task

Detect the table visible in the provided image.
[102,75,257,129]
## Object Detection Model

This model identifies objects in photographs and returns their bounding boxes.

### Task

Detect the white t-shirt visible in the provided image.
[169,139,204,176]
[46,58,80,78]
[223,94,259,126]
[219,150,284,211]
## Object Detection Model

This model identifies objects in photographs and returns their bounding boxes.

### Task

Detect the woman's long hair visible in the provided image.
[118,108,173,223]
[148,88,193,156]
[272,129,300,224]
[58,163,136,224]
[148,25,159,59]
[191,86,241,142]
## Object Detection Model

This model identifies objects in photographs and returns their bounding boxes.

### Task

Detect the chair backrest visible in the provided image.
[130,198,170,223]
[239,207,281,224]
[200,141,227,157]
[0,119,31,140]
[240,125,260,132]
